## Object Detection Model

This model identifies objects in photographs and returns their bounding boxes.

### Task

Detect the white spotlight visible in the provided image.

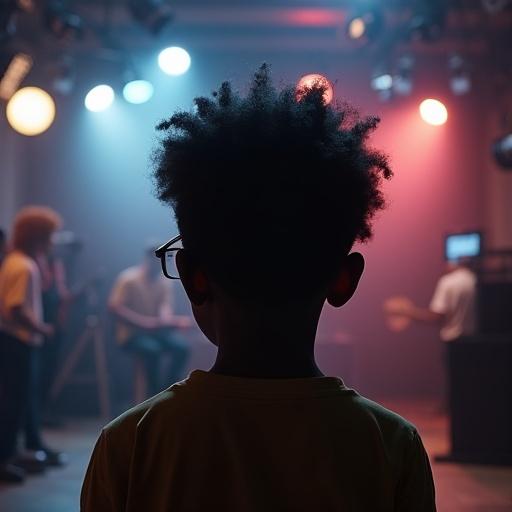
[123,80,154,104]
[158,47,191,76]
[84,84,114,112]
[419,99,448,126]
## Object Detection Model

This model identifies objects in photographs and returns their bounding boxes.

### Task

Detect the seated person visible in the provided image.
[81,65,436,511]
[109,244,191,398]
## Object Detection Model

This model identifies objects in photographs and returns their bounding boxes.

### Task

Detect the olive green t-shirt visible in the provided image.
[81,370,436,511]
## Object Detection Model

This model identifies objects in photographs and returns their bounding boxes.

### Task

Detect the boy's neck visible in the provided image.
[210,350,324,379]
[209,300,325,379]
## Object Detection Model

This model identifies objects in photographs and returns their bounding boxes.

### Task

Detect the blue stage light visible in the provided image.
[84,84,114,112]
[123,80,154,104]
[158,47,191,76]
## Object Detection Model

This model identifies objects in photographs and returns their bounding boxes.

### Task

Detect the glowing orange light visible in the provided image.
[296,73,334,105]
[419,99,448,126]
[348,17,366,39]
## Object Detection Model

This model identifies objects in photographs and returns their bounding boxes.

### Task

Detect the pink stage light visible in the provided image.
[419,99,448,126]
[296,74,334,105]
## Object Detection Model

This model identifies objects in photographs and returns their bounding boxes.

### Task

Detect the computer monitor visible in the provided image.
[445,231,482,262]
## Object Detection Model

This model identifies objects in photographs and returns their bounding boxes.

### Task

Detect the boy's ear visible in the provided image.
[176,249,210,306]
[326,252,365,308]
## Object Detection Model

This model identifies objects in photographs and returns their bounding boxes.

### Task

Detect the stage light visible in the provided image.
[419,99,448,126]
[347,17,366,40]
[123,79,154,104]
[84,85,114,112]
[6,86,56,136]
[296,73,334,105]
[493,134,512,170]
[393,75,413,96]
[158,47,191,76]
[371,73,393,92]
[448,55,471,96]
[51,55,75,95]
[128,0,173,35]
[482,0,509,14]
[345,9,383,44]
[0,4,17,42]
[371,72,393,102]
[408,3,446,42]
[45,2,84,41]
[0,52,33,101]
[393,55,414,97]
[450,74,471,96]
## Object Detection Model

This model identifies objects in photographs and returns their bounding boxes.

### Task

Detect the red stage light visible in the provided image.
[296,73,334,105]
[419,98,448,126]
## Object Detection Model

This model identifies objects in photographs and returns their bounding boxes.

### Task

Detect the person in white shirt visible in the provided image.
[386,260,477,342]
[0,206,62,483]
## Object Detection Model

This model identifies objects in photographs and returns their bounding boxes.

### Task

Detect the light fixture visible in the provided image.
[296,73,334,105]
[6,86,56,136]
[51,55,75,95]
[0,4,17,42]
[45,1,84,41]
[345,8,383,44]
[448,55,471,96]
[408,2,446,42]
[493,133,512,170]
[158,47,191,76]
[482,0,510,14]
[0,52,33,101]
[419,99,448,126]
[123,79,154,104]
[84,84,115,112]
[371,71,393,102]
[128,0,173,35]
[393,55,414,97]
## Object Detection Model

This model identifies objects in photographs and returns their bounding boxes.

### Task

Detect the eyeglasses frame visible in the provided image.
[155,234,182,280]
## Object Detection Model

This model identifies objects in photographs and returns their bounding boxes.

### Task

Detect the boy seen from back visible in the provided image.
[81,65,436,511]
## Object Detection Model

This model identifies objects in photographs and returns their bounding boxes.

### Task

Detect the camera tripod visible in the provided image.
[49,284,111,419]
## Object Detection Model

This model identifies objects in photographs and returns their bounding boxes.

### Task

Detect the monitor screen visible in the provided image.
[445,232,481,261]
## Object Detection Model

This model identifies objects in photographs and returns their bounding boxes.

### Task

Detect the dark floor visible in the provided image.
[0,401,511,512]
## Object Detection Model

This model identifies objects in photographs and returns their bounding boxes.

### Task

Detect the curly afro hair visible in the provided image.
[153,64,392,300]
[12,206,62,253]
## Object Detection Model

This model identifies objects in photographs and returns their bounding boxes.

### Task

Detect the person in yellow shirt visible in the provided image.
[0,207,62,483]
[81,66,436,511]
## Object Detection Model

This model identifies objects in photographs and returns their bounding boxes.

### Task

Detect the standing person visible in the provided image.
[385,259,477,343]
[82,66,436,511]
[0,207,63,483]
[36,248,72,420]
[384,259,477,412]
[109,244,191,399]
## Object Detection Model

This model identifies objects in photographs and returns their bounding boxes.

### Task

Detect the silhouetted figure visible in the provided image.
[0,228,7,267]
[81,65,436,511]
[0,207,65,483]
[109,245,191,399]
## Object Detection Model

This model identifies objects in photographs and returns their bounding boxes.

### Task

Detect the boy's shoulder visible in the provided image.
[104,382,186,438]
[102,377,417,446]
[351,394,419,438]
